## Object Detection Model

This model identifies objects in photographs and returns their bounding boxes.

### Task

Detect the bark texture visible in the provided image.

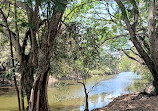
[29,41,51,111]
[20,57,34,103]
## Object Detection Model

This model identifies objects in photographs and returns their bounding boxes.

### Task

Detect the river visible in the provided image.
[0,72,141,111]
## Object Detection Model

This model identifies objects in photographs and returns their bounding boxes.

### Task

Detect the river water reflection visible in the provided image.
[0,72,141,111]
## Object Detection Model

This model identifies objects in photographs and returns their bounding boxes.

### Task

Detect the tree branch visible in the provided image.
[129,48,142,58]
[103,2,117,23]
[0,23,7,27]
[22,29,30,53]
[22,19,47,53]
[99,33,129,47]
[0,8,22,63]
[148,0,157,64]
[77,81,88,94]
[121,48,145,65]
[123,48,142,58]
[137,36,150,51]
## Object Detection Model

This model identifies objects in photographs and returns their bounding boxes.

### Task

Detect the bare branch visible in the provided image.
[120,48,145,65]
[77,82,88,93]
[103,2,117,23]
[129,48,142,58]
[123,48,142,58]
[94,12,117,23]
[0,23,7,27]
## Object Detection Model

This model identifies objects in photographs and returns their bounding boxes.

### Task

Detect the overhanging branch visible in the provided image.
[120,48,145,65]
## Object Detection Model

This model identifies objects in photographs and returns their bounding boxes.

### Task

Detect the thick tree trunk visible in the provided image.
[28,41,51,111]
[29,65,50,111]
[131,36,158,95]
[20,56,34,104]
[39,70,49,110]
[148,0,158,69]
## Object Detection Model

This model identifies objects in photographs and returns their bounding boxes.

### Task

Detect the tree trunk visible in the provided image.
[85,93,89,111]
[20,56,34,104]
[77,82,89,111]
[28,41,51,111]
[29,66,50,111]
[21,86,25,111]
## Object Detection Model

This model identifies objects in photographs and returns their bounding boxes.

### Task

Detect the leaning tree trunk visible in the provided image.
[148,0,158,95]
[115,0,158,95]
[85,92,89,111]
[77,82,89,111]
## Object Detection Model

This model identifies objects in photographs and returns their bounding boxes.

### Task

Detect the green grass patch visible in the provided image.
[127,79,151,92]
[89,70,103,75]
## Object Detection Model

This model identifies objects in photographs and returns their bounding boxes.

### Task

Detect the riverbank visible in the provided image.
[92,92,158,111]
[92,77,154,111]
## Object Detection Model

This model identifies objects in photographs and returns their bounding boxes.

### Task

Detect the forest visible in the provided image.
[0,0,158,111]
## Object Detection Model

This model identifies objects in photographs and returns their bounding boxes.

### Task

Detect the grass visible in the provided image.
[127,79,151,92]
[89,70,104,75]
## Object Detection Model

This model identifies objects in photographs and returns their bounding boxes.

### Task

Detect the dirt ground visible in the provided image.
[92,92,158,111]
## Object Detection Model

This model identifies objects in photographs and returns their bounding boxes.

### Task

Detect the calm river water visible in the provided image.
[0,72,141,111]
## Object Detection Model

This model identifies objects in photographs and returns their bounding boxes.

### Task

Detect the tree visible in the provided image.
[0,0,67,110]
[114,0,158,95]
